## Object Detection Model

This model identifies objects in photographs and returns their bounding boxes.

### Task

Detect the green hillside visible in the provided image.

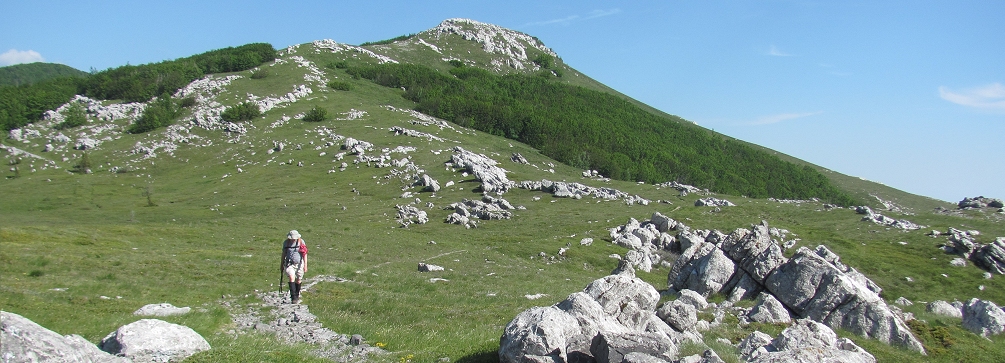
[0,62,88,86]
[2,18,1004,363]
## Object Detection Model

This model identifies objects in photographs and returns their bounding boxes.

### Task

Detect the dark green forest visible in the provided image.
[0,62,88,87]
[347,63,857,205]
[1,43,275,132]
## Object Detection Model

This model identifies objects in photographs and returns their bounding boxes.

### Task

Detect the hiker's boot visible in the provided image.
[295,282,303,303]
[288,282,296,303]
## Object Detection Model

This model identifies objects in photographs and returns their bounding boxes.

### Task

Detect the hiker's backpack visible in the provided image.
[298,239,308,259]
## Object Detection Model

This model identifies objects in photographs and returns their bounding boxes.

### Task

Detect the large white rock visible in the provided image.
[100,319,210,362]
[748,292,792,324]
[962,298,1005,337]
[1,311,128,363]
[748,319,876,363]
[926,300,963,318]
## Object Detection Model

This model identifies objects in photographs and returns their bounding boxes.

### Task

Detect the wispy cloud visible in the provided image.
[939,83,1005,111]
[751,111,822,125]
[0,49,44,66]
[525,8,621,27]
[767,45,794,57]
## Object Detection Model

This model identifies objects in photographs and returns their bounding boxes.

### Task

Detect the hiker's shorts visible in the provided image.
[285,263,304,281]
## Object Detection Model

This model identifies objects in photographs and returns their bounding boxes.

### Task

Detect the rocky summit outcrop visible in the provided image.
[972,238,1005,275]
[499,265,698,363]
[99,319,210,362]
[669,221,925,353]
[958,196,1005,209]
[1,310,128,363]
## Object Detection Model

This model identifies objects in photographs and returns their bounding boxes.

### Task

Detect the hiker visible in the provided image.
[281,230,308,304]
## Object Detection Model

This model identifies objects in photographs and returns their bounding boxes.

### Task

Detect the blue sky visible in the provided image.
[3,0,1002,203]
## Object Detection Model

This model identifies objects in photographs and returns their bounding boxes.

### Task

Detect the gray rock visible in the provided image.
[1,311,127,363]
[500,269,694,363]
[950,258,968,267]
[748,292,792,324]
[894,297,913,307]
[669,244,738,297]
[419,174,440,192]
[622,352,670,363]
[676,289,709,311]
[962,298,1005,337]
[656,300,697,332]
[972,238,1005,274]
[100,319,210,363]
[133,303,191,317]
[726,272,764,302]
[763,247,925,353]
[721,223,787,284]
[737,331,773,359]
[749,319,876,363]
[510,153,529,164]
[590,331,676,363]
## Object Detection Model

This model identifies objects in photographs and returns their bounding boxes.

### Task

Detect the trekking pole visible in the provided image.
[279,260,284,296]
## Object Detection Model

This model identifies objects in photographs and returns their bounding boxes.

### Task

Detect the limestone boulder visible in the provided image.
[962,298,1005,337]
[747,319,876,363]
[926,300,963,318]
[748,292,792,324]
[764,247,924,353]
[1,311,127,363]
[100,319,210,362]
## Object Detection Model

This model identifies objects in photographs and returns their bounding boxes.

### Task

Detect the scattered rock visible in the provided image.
[510,153,529,164]
[694,197,735,207]
[133,303,191,317]
[418,174,440,192]
[855,206,924,230]
[418,263,444,272]
[396,205,429,227]
[950,257,968,267]
[894,297,913,306]
[99,319,210,363]
[1,310,128,363]
[450,147,512,194]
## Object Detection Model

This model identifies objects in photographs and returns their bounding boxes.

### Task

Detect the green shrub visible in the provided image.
[360,33,416,47]
[327,80,353,91]
[220,102,262,122]
[250,69,269,79]
[128,95,179,133]
[325,61,349,70]
[448,59,464,68]
[72,152,92,174]
[54,103,87,130]
[533,53,554,69]
[178,96,196,108]
[302,106,328,122]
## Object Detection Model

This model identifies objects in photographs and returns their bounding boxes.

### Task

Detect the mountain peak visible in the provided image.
[422,18,556,71]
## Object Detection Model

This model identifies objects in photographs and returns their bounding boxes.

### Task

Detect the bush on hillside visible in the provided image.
[325,61,349,70]
[128,95,179,134]
[177,96,196,108]
[302,106,328,122]
[327,80,353,91]
[360,33,416,47]
[250,68,269,79]
[221,102,262,122]
[53,103,87,130]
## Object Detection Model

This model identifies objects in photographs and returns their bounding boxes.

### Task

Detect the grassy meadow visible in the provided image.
[3,36,1005,363]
